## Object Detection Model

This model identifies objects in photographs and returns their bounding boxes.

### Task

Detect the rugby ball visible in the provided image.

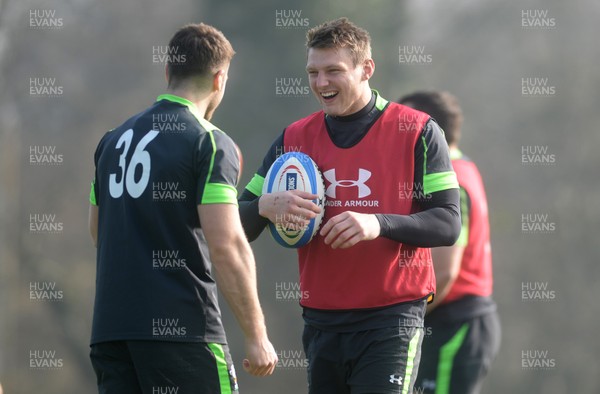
[262,152,325,248]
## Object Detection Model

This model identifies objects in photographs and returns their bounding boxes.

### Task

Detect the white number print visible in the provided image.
[109,129,159,198]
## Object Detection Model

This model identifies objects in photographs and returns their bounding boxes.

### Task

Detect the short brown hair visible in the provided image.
[398,91,464,146]
[167,23,235,88]
[306,17,371,66]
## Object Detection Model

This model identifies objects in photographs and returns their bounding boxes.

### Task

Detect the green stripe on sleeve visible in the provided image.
[455,187,470,247]
[89,181,97,206]
[402,329,422,394]
[423,171,459,195]
[421,135,428,186]
[205,129,218,186]
[435,323,470,394]
[207,343,232,394]
[246,174,265,196]
[202,183,238,205]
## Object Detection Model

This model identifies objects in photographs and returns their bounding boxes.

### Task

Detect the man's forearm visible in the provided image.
[376,188,461,247]
[427,245,464,313]
[211,237,267,339]
[239,190,270,242]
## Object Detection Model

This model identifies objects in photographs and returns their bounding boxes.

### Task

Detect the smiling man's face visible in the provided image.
[306,47,373,117]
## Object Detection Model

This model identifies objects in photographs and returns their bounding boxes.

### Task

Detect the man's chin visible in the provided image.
[322,105,342,117]
[323,109,347,117]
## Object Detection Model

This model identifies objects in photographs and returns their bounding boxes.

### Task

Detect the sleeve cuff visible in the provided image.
[89,181,98,206]
[245,174,265,196]
[423,171,459,195]
[201,183,239,206]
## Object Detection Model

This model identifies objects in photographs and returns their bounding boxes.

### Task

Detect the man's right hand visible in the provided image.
[258,190,321,225]
[243,335,278,376]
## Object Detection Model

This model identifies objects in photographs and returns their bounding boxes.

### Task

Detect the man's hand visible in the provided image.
[243,335,278,377]
[320,211,381,249]
[258,190,321,225]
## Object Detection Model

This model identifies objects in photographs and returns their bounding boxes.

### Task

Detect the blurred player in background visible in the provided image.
[88,23,277,393]
[239,18,461,394]
[399,91,501,394]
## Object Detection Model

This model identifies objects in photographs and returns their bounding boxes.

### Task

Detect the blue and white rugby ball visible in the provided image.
[262,152,325,248]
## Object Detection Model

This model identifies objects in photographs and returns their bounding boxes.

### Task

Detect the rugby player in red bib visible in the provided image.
[239,18,461,394]
[399,91,501,394]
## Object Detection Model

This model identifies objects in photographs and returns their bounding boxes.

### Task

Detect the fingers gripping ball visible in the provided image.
[262,152,325,248]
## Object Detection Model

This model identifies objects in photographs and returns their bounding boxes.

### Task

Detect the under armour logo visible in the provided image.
[323,168,372,198]
[389,374,403,385]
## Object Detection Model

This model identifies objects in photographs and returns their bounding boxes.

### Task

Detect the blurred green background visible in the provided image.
[1,0,599,392]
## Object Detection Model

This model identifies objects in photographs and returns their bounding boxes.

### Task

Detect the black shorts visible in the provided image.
[302,324,424,394]
[90,341,238,394]
[414,311,501,394]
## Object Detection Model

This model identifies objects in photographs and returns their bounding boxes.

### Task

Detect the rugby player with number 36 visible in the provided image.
[88,23,277,394]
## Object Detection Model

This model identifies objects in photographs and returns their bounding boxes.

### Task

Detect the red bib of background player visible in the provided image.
[442,158,493,304]
[284,103,434,310]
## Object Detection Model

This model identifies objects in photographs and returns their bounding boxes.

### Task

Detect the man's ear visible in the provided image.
[165,65,170,85]
[362,59,375,81]
[212,70,226,92]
